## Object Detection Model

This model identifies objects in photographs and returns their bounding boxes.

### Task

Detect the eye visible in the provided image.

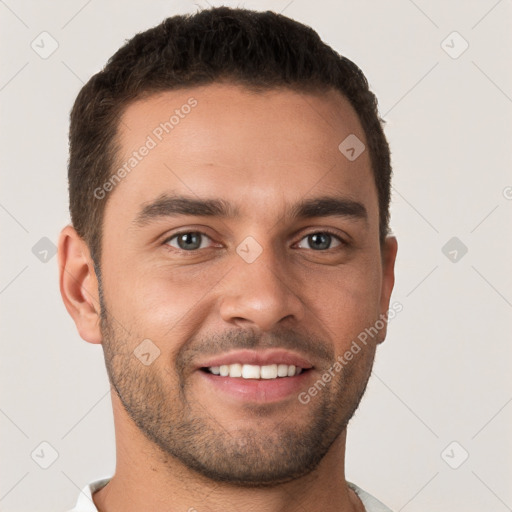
[164,231,213,251]
[296,231,343,251]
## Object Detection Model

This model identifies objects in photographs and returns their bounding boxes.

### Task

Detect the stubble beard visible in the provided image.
[98,294,375,487]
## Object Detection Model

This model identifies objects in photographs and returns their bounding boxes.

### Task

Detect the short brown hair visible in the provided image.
[68,6,392,268]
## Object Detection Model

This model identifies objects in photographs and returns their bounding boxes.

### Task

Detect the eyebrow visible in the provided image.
[290,196,367,222]
[133,193,367,227]
[134,194,240,226]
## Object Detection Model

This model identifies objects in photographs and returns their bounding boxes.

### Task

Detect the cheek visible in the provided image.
[302,261,382,341]
[102,263,218,344]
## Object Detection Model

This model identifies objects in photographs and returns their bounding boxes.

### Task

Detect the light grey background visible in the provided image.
[1,1,511,511]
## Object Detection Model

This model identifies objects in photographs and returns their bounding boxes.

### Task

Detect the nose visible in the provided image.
[219,244,305,332]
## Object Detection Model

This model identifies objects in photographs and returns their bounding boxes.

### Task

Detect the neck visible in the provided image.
[92,389,363,512]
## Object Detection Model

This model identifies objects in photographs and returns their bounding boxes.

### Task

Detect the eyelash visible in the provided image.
[162,229,348,253]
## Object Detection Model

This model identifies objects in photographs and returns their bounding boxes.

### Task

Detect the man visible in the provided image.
[59,6,397,512]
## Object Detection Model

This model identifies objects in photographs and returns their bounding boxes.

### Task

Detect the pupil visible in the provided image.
[309,233,330,250]
[178,232,201,250]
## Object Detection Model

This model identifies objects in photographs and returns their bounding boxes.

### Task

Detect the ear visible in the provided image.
[377,235,398,344]
[58,225,102,344]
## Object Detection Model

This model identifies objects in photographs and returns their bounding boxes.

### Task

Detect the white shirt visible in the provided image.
[67,477,393,511]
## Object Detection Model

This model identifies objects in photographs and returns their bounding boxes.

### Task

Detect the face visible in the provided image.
[97,83,396,486]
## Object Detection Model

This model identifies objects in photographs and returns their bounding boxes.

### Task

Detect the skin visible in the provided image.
[58,83,397,512]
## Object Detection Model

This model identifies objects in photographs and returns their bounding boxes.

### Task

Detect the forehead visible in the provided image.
[105,83,377,226]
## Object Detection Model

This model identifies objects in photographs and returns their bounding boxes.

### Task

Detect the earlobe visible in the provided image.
[377,235,398,344]
[58,225,102,344]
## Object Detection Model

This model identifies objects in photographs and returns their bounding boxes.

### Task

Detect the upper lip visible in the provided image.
[197,349,314,370]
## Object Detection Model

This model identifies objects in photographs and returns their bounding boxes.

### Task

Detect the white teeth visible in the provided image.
[207,363,305,379]
[277,364,289,377]
[260,364,278,379]
[229,363,242,378]
[242,364,260,379]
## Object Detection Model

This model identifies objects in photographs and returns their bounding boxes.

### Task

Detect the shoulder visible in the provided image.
[347,481,394,512]
[65,477,112,512]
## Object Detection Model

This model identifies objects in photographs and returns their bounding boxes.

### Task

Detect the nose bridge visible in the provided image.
[219,238,304,330]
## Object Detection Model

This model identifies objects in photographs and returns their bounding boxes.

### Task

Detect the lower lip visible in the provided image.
[197,369,313,403]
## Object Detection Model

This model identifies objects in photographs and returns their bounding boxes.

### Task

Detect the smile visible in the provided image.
[203,363,305,379]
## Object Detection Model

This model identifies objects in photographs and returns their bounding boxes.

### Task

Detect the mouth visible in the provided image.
[200,363,310,379]
[195,349,315,403]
